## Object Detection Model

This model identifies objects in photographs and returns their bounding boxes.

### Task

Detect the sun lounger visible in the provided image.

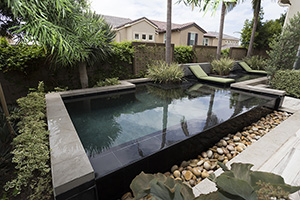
[238,62,267,75]
[189,65,235,84]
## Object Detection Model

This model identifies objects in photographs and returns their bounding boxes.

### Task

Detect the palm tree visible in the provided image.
[247,0,261,57]
[4,0,115,88]
[166,0,172,64]
[178,0,238,60]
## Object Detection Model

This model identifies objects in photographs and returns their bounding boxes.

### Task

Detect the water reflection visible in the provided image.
[64,83,270,157]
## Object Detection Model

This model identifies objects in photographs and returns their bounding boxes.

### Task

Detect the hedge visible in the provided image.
[271,70,300,98]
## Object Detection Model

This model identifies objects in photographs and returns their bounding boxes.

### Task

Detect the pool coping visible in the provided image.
[230,76,285,97]
[46,78,151,198]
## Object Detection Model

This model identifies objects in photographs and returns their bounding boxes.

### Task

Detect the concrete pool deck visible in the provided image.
[193,96,300,199]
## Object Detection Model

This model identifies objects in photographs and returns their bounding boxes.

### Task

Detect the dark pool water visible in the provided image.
[64,82,272,177]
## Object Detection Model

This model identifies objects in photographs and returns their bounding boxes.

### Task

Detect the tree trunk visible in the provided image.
[217,2,226,60]
[79,62,89,88]
[247,0,261,57]
[166,0,172,64]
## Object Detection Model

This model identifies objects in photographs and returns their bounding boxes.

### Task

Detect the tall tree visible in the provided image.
[241,12,285,50]
[4,0,115,88]
[216,2,226,60]
[178,0,239,60]
[247,0,261,57]
[166,0,172,64]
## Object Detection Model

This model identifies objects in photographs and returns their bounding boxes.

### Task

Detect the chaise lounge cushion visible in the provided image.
[238,62,267,75]
[189,65,235,84]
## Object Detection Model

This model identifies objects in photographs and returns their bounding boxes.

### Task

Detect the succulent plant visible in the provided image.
[207,162,300,200]
[130,172,195,200]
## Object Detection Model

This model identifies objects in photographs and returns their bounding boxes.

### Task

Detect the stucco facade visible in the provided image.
[279,0,300,26]
[203,32,239,49]
[115,19,157,43]
[156,26,205,46]
[105,16,207,46]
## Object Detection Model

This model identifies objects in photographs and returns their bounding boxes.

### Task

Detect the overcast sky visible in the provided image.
[90,0,288,39]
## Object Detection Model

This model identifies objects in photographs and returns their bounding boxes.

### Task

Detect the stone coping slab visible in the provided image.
[46,92,94,196]
[46,79,150,198]
[230,77,286,97]
[59,81,136,98]
[193,97,300,197]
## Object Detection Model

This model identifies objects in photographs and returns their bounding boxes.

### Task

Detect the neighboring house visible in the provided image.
[102,15,207,46]
[203,31,240,49]
[278,0,300,26]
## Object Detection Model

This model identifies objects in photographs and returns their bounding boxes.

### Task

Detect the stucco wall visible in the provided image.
[179,26,204,46]
[282,0,300,26]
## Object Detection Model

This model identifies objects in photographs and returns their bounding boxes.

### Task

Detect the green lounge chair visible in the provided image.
[238,61,267,75]
[189,65,235,84]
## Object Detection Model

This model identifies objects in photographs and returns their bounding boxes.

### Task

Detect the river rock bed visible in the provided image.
[165,110,291,188]
[121,110,291,199]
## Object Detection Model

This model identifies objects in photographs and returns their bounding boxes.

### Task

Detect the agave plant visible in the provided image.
[211,57,235,76]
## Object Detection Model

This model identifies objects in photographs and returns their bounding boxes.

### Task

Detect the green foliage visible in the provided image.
[0,37,45,72]
[147,61,184,84]
[94,77,120,87]
[241,11,285,50]
[0,1,22,38]
[130,172,195,200]
[270,70,300,98]
[174,46,194,64]
[211,57,235,75]
[207,162,300,200]
[92,41,135,82]
[221,48,230,58]
[3,0,115,67]
[0,106,17,178]
[243,56,267,70]
[4,82,52,200]
[267,12,300,72]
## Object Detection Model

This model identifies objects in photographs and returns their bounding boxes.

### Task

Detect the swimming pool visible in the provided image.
[64,81,274,180]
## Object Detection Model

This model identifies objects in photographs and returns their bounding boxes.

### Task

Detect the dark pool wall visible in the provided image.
[96,105,273,200]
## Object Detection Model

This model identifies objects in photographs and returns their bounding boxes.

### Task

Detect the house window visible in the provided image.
[164,33,166,43]
[134,33,140,40]
[149,34,154,41]
[142,34,147,40]
[203,38,209,46]
[187,32,198,46]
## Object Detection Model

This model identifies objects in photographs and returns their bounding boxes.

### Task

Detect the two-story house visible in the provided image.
[203,31,240,49]
[102,15,207,46]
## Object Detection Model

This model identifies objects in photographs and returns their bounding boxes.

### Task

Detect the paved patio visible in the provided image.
[193,96,300,199]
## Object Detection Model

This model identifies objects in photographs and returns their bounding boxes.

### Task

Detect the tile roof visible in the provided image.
[102,15,132,28]
[107,15,206,33]
[150,20,206,33]
[204,31,239,40]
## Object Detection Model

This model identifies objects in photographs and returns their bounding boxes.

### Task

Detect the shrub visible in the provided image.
[4,82,52,200]
[267,12,300,71]
[94,77,120,87]
[92,41,135,83]
[243,55,267,70]
[174,46,194,63]
[211,57,235,75]
[0,37,46,73]
[221,48,230,58]
[146,61,184,84]
[270,70,300,98]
